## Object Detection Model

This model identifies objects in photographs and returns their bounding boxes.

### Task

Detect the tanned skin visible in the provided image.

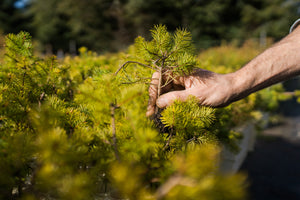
[146,26,300,117]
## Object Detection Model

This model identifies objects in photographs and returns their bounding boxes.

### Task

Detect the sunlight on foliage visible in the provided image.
[0,28,289,200]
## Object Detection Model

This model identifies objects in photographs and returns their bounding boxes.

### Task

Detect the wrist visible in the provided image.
[224,71,252,103]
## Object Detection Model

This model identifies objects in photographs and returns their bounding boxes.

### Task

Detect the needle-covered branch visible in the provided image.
[114,61,156,75]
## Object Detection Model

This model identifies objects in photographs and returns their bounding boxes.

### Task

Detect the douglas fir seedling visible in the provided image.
[116,25,240,152]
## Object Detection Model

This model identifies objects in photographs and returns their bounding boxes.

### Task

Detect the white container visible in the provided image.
[220,122,256,173]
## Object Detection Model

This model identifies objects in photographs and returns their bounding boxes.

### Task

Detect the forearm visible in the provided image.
[147,24,300,113]
[228,26,300,102]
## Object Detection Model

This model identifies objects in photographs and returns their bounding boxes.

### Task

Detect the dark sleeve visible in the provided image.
[290,19,300,33]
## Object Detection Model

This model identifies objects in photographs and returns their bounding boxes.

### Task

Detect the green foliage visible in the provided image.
[160,97,218,150]
[130,24,196,77]
[0,31,87,132]
[161,97,215,131]
[5,31,33,60]
[160,144,247,200]
[294,90,300,104]
[198,40,263,73]
[111,144,247,200]
[0,32,102,199]
[0,29,288,199]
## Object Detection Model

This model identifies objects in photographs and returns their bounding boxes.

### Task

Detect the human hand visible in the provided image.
[146,68,236,117]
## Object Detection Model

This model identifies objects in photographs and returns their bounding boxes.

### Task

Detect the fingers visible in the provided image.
[156,90,189,109]
[146,72,160,117]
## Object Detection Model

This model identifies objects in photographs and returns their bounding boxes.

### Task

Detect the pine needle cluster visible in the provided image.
[116,25,197,86]
[161,97,215,131]
[160,97,217,150]
[135,24,196,76]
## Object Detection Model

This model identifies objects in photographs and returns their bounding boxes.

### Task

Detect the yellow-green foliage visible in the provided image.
[198,40,263,73]
[160,97,218,150]
[161,144,247,200]
[120,24,197,82]
[111,144,246,200]
[0,32,5,60]
[295,90,300,103]
[198,39,291,112]
[0,29,287,200]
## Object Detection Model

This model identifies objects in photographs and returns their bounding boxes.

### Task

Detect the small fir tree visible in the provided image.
[116,24,196,104]
[117,25,242,152]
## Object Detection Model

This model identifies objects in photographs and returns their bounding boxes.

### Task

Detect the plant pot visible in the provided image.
[220,122,257,173]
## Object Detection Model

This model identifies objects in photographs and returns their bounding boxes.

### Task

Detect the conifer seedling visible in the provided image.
[115,25,220,150]
[116,24,196,108]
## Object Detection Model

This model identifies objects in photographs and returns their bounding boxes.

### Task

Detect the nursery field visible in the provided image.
[0,28,292,200]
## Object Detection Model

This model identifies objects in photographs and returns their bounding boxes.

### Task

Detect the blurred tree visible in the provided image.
[185,0,241,48]
[181,0,297,48]
[29,0,71,54]
[0,0,31,34]
[116,0,298,49]
[30,0,127,53]
[239,0,298,41]
[57,0,118,52]
[27,0,298,53]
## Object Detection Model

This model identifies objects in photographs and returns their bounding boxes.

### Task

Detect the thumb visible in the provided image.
[156,90,189,108]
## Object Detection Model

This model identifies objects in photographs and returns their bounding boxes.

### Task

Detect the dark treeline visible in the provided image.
[1,0,299,54]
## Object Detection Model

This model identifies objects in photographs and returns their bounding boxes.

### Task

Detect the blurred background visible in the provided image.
[1,0,300,54]
[1,1,300,200]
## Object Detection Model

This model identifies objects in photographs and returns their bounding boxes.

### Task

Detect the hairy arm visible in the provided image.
[146,26,300,117]
[228,26,300,103]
